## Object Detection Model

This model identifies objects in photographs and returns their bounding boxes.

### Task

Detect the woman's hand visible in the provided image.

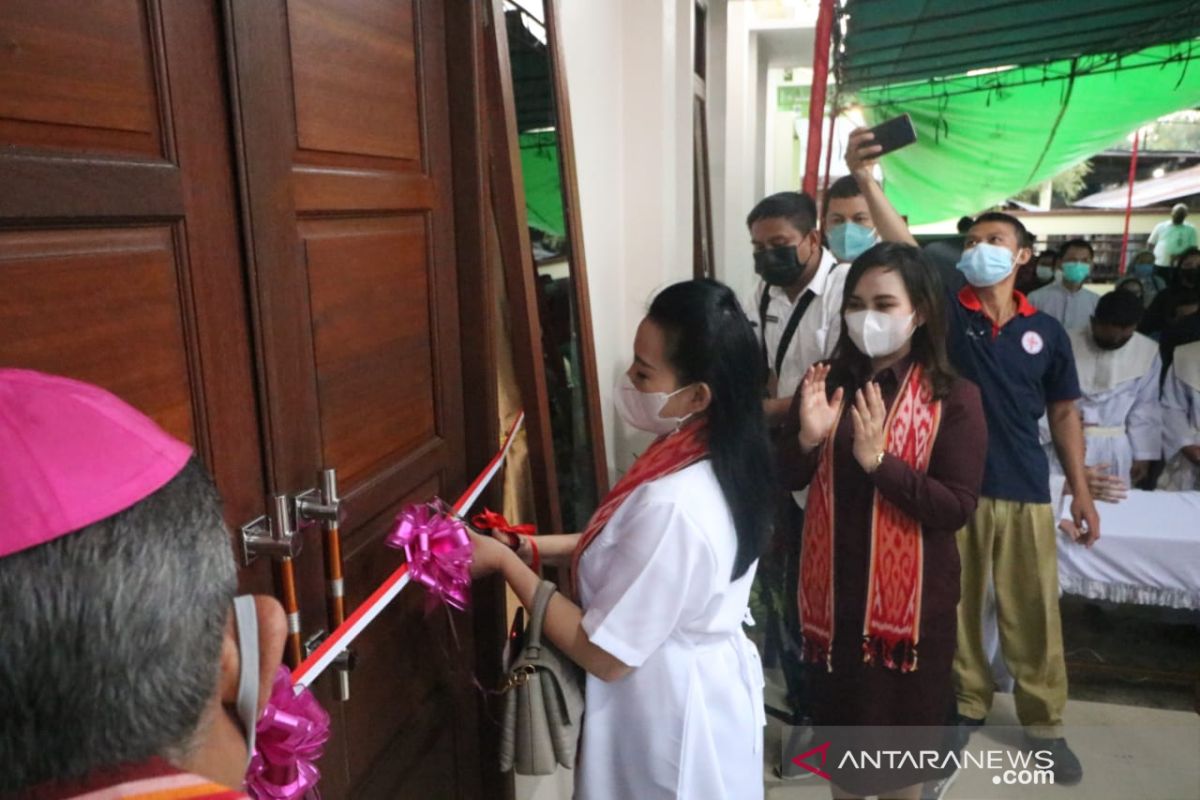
[850,382,888,472]
[798,364,844,452]
[469,530,513,580]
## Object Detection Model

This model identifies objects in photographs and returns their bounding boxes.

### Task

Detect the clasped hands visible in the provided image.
[797,364,887,472]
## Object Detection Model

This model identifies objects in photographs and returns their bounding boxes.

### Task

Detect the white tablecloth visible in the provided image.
[1057,490,1200,610]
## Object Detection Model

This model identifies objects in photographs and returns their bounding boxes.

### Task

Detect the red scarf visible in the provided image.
[569,419,709,598]
[799,363,942,673]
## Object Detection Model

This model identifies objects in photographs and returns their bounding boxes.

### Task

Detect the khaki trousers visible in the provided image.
[954,498,1067,738]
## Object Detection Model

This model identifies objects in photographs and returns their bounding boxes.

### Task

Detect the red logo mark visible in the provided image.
[790,740,833,781]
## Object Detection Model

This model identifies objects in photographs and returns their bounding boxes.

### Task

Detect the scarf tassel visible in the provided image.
[800,635,835,673]
[862,634,919,673]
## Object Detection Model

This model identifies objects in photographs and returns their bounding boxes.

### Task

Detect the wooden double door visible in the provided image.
[0,2,498,797]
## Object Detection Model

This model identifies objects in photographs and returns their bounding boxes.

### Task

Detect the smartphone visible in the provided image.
[865,113,917,157]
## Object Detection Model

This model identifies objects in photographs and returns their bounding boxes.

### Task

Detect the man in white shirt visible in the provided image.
[1162,339,1200,490]
[1029,238,1101,332]
[745,191,848,425]
[1041,290,1162,504]
[745,128,919,426]
[1148,203,1197,273]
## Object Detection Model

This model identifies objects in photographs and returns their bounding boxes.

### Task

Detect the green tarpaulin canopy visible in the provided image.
[519,130,565,237]
[839,0,1200,89]
[856,41,1200,224]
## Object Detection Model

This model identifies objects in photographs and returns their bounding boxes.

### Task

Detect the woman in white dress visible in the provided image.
[470,279,774,799]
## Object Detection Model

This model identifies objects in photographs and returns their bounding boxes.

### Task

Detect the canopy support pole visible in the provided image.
[802,0,836,196]
[1118,131,1141,275]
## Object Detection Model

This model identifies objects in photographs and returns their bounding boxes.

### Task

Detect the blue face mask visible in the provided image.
[956,243,1015,288]
[827,222,877,263]
[1061,261,1091,284]
[1134,261,1155,278]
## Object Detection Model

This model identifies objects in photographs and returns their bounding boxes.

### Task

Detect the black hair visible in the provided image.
[1094,288,1144,327]
[0,458,235,790]
[1115,276,1145,296]
[956,216,974,234]
[828,242,958,400]
[1175,246,1200,270]
[647,280,775,580]
[1038,248,1059,264]
[971,211,1029,243]
[821,175,863,221]
[1060,238,1095,259]
[746,191,818,235]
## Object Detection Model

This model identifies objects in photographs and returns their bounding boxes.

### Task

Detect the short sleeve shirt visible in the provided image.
[743,248,848,399]
[1151,221,1198,267]
[946,286,1081,503]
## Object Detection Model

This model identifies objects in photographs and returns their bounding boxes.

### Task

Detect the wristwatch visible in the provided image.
[868,451,886,473]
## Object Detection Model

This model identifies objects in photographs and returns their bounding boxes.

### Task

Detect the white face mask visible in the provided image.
[614,373,694,436]
[845,310,916,358]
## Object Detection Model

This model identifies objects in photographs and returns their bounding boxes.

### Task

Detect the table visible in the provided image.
[1057,489,1200,610]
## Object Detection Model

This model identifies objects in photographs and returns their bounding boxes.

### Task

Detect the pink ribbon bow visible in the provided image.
[386,501,473,612]
[246,666,330,800]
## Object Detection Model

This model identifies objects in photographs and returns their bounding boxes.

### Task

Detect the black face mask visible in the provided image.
[1094,335,1132,351]
[754,244,809,287]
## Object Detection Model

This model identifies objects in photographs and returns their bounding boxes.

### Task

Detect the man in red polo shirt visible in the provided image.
[946,212,1100,786]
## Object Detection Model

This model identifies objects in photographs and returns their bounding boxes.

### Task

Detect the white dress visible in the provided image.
[576,461,765,800]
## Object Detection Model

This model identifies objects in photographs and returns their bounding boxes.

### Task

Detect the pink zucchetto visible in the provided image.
[0,368,193,558]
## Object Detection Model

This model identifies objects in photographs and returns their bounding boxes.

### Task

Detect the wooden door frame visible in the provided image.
[483,0,563,533]
[542,0,610,496]
[445,2,512,799]
[484,0,611,537]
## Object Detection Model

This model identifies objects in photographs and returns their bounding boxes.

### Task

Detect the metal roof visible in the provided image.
[838,0,1200,90]
[1074,163,1200,208]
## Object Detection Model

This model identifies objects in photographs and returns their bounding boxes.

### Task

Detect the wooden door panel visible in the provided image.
[0,0,161,156]
[227,1,480,796]
[301,216,439,488]
[286,0,422,161]
[0,226,197,443]
[0,0,267,567]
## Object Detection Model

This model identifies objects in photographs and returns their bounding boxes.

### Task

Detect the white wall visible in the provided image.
[560,0,699,480]
[716,0,759,307]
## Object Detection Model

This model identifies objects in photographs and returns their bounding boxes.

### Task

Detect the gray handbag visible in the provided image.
[498,579,585,774]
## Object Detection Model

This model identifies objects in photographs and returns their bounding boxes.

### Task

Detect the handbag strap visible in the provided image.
[523,579,557,659]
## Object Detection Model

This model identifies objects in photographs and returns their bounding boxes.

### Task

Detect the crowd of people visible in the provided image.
[5,126,1199,800]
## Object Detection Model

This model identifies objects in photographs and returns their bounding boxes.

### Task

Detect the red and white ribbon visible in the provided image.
[291,412,525,689]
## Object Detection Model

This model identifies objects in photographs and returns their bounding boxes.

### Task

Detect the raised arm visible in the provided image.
[846,127,918,247]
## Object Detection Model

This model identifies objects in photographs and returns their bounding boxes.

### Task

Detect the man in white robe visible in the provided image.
[1029,239,1101,332]
[1040,289,1162,506]
[1162,339,1200,490]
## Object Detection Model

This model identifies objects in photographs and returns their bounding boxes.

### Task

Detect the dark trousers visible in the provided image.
[758,496,811,721]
